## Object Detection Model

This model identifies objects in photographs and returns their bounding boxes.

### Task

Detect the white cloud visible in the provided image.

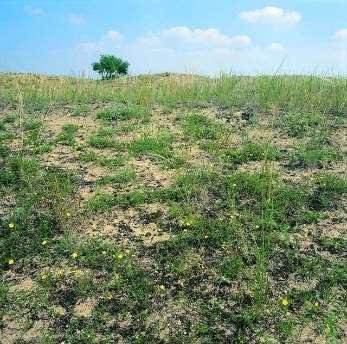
[68,13,85,25]
[299,0,346,3]
[78,30,124,53]
[333,28,347,40]
[79,26,250,56]
[76,27,252,76]
[162,26,251,47]
[75,27,347,76]
[78,42,100,53]
[268,43,286,53]
[105,30,124,42]
[24,5,44,16]
[132,34,162,49]
[230,35,252,46]
[239,7,301,25]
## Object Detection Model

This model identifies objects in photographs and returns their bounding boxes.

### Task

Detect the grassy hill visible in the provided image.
[0,73,346,343]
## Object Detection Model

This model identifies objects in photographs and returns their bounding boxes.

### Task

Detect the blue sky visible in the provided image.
[0,0,346,76]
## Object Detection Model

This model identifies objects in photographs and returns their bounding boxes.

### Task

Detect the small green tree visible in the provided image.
[92,54,129,80]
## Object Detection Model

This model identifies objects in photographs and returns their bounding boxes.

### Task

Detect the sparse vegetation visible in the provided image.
[0,73,346,343]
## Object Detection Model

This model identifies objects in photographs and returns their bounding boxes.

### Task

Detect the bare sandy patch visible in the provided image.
[129,157,176,188]
[200,106,235,124]
[74,298,97,318]
[44,113,97,144]
[315,207,347,240]
[145,299,200,341]
[179,146,215,168]
[1,316,50,344]
[41,145,81,172]
[150,106,182,133]
[116,131,142,143]
[83,164,110,183]
[0,195,16,217]
[22,320,48,341]
[9,277,34,293]
[248,127,296,151]
[1,316,25,344]
[287,273,318,291]
[237,160,281,174]
[78,185,114,203]
[81,203,171,245]
[299,324,325,344]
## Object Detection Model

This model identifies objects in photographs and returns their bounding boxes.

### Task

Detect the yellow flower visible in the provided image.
[105,292,113,300]
[125,249,130,255]
[102,250,107,255]
[41,274,48,280]
[116,253,124,260]
[314,302,319,308]
[8,258,14,265]
[8,223,15,229]
[177,280,184,287]
[71,252,78,259]
[282,298,289,306]
[204,235,209,239]
[66,212,71,218]
[159,285,166,291]
[42,240,48,246]
[73,269,84,278]
[54,268,64,277]
[184,218,195,227]
[180,217,195,227]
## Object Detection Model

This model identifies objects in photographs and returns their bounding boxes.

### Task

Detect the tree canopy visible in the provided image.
[92,54,129,80]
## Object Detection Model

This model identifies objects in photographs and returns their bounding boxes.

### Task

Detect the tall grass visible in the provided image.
[1,73,346,114]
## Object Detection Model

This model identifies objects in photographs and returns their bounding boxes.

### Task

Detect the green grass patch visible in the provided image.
[56,123,79,146]
[97,103,150,122]
[289,139,342,168]
[72,103,90,116]
[127,132,184,168]
[181,113,225,140]
[95,168,136,186]
[277,112,327,138]
[88,127,122,149]
[224,141,281,164]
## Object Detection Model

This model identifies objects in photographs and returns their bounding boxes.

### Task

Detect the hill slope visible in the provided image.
[0,73,346,343]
